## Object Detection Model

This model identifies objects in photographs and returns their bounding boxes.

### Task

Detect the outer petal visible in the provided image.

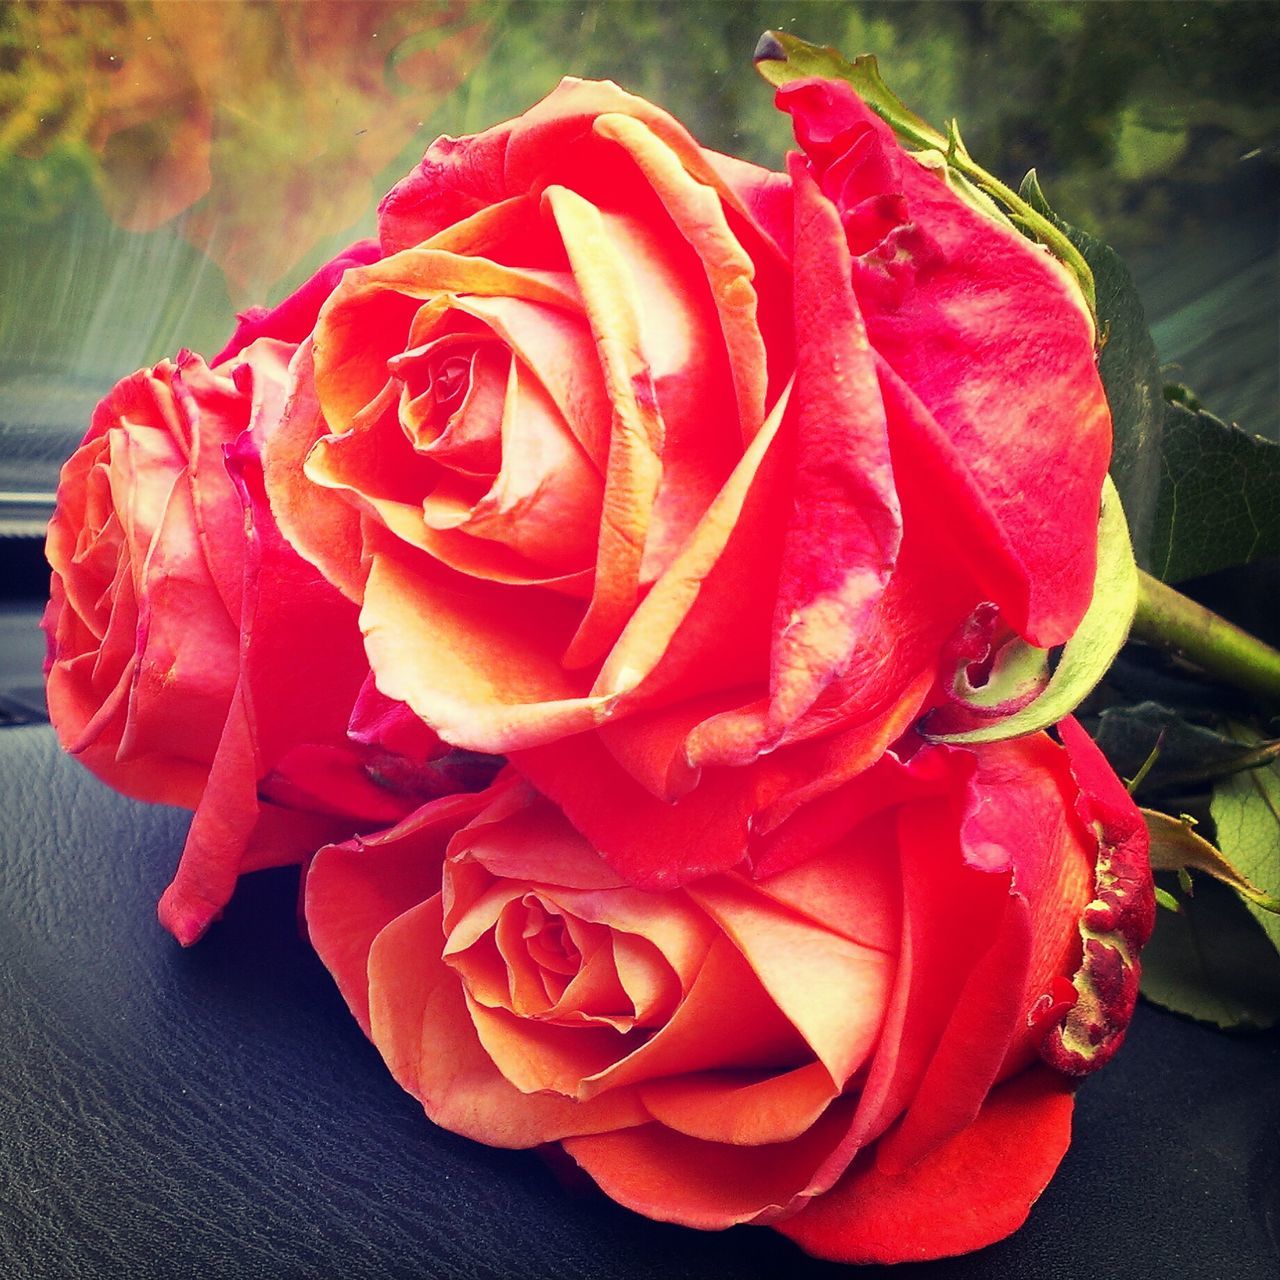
[156,684,260,946]
[1040,717,1155,1075]
[763,153,900,737]
[261,341,369,602]
[513,679,930,892]
[359,535,610,752]
[778,77,1111,647]
[378,77,788,272]
[776,1067,1075,1264]
[158,342,429,944]
[873,892,1032,1174]
[512,731,761,888]
[782,776,1013,1215]
[563,1100,854,1230]
[306,786,508,1032]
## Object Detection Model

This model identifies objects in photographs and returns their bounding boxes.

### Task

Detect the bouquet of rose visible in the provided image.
[53,31,1280,1266]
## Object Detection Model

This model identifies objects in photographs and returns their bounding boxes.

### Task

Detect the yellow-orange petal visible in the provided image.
[638,1060,837,1146]
[562,1099,853,1230]
[688,875,893,1088]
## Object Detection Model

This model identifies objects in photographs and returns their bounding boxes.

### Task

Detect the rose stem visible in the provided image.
[1131,569,1280,704]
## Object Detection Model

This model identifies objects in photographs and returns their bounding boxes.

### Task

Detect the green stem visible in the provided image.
[1132,570,1280,704]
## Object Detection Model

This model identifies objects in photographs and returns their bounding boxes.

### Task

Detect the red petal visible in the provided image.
[765,154,900,734]
[156,683,260,946]
[778,78,1110,647]
[777,1066,1074,1264]
[563,1100,853,1230]
[1039,718,1154,1075]
[874,891,1032,1173]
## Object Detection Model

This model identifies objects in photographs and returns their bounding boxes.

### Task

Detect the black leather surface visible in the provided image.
[2,722,1278,1279]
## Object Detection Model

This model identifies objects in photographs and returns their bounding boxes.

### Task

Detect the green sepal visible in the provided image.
[753,31,1096,316]
[1144,808,1280,914]
[925,475,1137,745]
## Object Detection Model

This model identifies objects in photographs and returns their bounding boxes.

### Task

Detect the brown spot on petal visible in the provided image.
[1039,723,1156,1076]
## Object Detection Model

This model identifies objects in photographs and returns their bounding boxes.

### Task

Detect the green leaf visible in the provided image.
[1018,171,1164,565]
[1140,875,1280,1030]
[1148,388,1280,583]
[1143,808,1280,912]
[1093,701,1280,790]
[1211,737,1280,956]
[926,475,1136,744]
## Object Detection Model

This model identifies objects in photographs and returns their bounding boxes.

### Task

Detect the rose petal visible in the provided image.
[262,342,368,601]
[688,874,894,1087]
[637,1060,836,1146]
[156,683,260,946]
[873,891,1033,1174]
[751,818,904,953]
[359,534,609,751]
[543,185,664,668]
[590,376,789,716]
[1040,717,1154,1075]
[562,1099,853,1230]
[306,786,515,1032]
[313,248,581,432]
[579,935,807,1097]
[779,78,1110,646]
[124,452,240,767]
[453,359,602,573]
[512,731,761,888]
[174,352,253,622]
[776,1066,1074,1264]
[762,154,900,736]
[593,110,768,447]
[788,778,1013,1209]
[448,293,612,471]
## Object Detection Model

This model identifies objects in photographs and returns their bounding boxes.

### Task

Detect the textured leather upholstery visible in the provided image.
[2,723,1278,1278]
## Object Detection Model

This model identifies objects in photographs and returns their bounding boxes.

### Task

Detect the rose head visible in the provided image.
[266,77,1112,891]
[43,243,468,944]
[44,349,255,811]
[306,721,1153,1265]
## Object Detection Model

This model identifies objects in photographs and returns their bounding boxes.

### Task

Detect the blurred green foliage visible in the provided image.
[5,1,1276,254]
[414,0,1279,257]
[1,0,1276,407]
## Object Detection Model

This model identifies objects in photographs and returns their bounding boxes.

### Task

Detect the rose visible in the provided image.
[42,242,469,944]
[306,719,1152,1264]
[266,77,1112,891]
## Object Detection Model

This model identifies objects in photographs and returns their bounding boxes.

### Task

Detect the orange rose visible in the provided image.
[267,77,1112,892]
[306,720,1152,1263]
